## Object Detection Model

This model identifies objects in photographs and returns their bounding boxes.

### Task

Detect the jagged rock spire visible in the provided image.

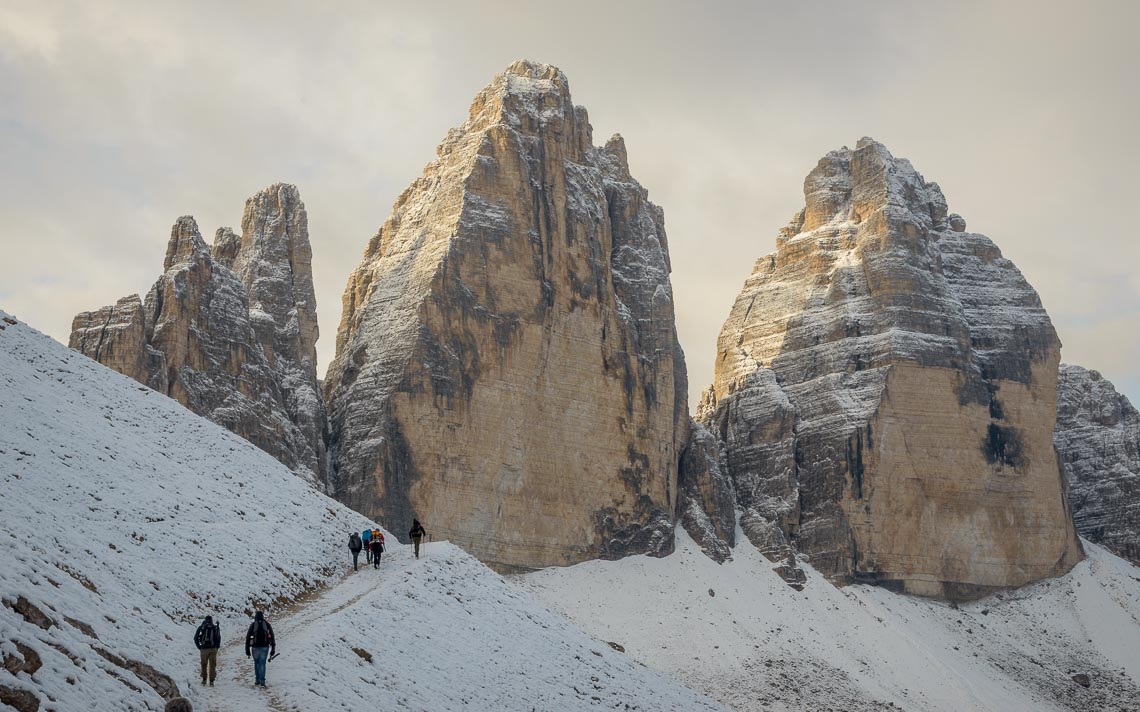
[70,187,328,489]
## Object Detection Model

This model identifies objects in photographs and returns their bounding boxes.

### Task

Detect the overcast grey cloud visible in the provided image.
[2,0,1138,406]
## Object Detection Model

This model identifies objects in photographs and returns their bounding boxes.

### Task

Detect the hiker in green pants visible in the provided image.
[409,519,427,559]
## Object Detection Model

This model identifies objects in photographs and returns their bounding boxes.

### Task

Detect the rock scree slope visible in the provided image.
[323,60,688,570]
[698,137,1083,599]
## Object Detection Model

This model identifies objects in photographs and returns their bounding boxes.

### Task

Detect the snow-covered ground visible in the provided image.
[518,529,1140,711]
[0,312,722,711]
[6,304,1138,711]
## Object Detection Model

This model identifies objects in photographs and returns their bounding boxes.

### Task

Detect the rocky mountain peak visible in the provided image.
[70,185,328,488]
[232,181,319,369]
[798,137,950,242]
[163,216,210,271]
[463,59,591,161]
[697,139,1081,600]
[212,227,240,269]
[324,62,687,570]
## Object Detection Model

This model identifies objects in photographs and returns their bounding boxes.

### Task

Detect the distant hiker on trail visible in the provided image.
[362,528,372,564]
[370,530,385,568]
[409,519,427,559]
[244,610,276,687]
[349,531,363,571]
[193,615,220,686]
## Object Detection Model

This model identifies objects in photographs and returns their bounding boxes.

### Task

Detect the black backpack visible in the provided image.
[196,622,220,649]
[350,533,362,550]
[251,619,272,647]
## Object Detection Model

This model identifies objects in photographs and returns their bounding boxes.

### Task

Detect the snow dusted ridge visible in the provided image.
[519,529,1140,712]
[0,312,722,711]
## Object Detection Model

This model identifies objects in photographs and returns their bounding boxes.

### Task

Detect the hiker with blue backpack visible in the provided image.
[361,528,372,564]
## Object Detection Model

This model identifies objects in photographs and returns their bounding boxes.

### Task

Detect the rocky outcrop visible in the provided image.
[69,186,327,487]
[678,420,735,563]
[68,294,164,391]
[1055,364,1140,564]
[701,138,1082,599]
[323,60,688,570]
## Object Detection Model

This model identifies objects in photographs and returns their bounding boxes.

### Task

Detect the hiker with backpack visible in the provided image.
[193,615,220,686]
[362,528,372,564]
[409,519,427,559]
[349,531,363,571]
[244,611,276,687]
[370,529,384,568]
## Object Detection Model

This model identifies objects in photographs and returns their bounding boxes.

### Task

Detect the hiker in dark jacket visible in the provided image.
[244,611,276,687]
[370,534,384,568]
[409,519,427,559]
[349,531,363,571]
[193,615,220,686]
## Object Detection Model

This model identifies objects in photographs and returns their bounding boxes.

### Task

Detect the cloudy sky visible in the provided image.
[2,0,1138,406]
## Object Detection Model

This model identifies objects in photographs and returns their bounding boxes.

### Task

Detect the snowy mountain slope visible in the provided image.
[203,541,725,712]
[519,530,1140,712]
[0,311,724,711]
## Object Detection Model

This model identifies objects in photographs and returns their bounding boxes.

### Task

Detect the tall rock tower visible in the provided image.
[69,185,327,487]
[324,61,688,570]
[701,138,1082,599]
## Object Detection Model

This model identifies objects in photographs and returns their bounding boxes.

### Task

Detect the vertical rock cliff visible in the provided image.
[701,138,1082,599]
[69,186,327,487]
[677,419,735,563]
[323,60,688,570]
[229,184,327,484]
[1055,364,1140,564]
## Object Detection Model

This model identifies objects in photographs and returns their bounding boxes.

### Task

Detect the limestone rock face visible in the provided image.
[323,60,688,570]
[1055,364,1140,564]
[230,184,327,485]
[677,420,735,563]
[70,187,327,487]
[68,294,164,391]
[703,138,1082,599]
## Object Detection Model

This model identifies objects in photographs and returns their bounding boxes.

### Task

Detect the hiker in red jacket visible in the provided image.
[370,531,385,568]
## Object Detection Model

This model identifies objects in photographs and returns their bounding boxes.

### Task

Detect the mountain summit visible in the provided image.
[698,138,1083,599]
[323,60,689,570]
